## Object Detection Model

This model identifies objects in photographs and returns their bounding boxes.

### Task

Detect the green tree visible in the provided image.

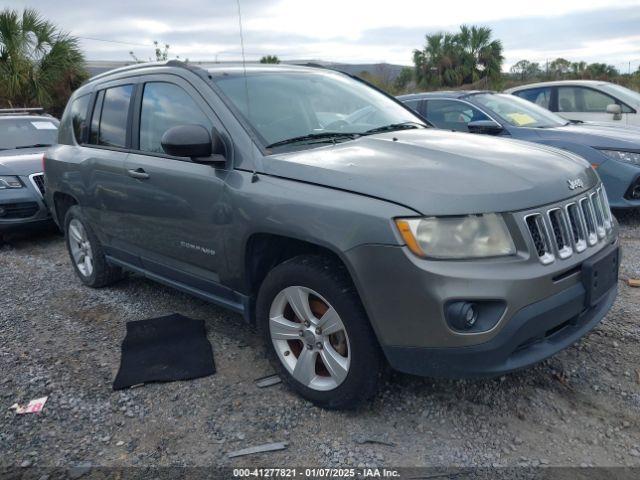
[585,63,618,79]
[394,66,414,91]
[549,58,571,78]
[260,55,280,64]
[0,8,87,113]
[510,59,542,81]
[413,25,503,89]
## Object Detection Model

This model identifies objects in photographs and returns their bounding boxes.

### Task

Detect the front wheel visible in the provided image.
[256,255,384,409]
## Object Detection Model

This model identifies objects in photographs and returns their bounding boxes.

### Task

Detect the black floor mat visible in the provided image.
[113,314,215,390]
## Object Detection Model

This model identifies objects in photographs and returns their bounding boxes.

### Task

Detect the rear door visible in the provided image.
[122,75,231,287]
[82,80,138,252]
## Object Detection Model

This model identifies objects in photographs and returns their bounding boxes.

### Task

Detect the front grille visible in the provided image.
[525,185,612,264]
[0,202,39,219]
[30,173,45,196]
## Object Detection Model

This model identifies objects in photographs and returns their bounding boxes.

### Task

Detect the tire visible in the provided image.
[64,205,124,288]
[256,254,384,409]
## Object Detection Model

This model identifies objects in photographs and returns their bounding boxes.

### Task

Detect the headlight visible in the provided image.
[600,149,640,166]
[0,176,23,189]
[395,213,516,259]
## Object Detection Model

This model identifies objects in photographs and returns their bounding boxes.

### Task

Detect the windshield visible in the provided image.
[0,117,58,150]
[213,70,425,149]
[601,83,640,106]
[473,93,568,128]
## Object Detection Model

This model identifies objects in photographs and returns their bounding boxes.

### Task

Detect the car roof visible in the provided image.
[398,90,491,100]
[77,60,348,97]
[0,115,57,121]
[506,80,610,92]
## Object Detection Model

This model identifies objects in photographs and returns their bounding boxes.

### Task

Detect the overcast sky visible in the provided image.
[5,0,640,71]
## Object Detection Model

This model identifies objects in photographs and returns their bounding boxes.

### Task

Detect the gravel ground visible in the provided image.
[1,212,639,471]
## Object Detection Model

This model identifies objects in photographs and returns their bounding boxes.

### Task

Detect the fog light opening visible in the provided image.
[447,301,478,331]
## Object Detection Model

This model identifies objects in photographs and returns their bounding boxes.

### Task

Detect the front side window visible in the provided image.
[581,88,617,112]
[424,99,489,132]
[139,82,212,154]
[90,85,133,148]
[0,117,58,150]
[473,93,567,128]
[69,94,90,143]
[558,86,618,113]
[514,87,551,109]
[212,70,424,149]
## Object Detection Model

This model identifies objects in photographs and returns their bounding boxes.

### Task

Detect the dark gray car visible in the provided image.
[45,62,619,408]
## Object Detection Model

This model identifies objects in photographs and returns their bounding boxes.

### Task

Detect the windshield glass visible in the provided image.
[473,93,568,128]
[602,83,640,106]
[0,117,58,150]
[213,70,425,148]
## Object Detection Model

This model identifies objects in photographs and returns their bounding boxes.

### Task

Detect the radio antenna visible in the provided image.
[236,0,259,182]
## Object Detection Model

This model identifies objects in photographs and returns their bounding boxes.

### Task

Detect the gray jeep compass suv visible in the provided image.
[45,61,619,409]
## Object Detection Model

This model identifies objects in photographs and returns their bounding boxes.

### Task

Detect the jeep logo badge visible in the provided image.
[567,178,584,190]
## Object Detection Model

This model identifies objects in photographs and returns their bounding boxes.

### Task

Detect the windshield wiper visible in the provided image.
[13,144,52,149]
[266,132,358,148]
[361,122,427,136]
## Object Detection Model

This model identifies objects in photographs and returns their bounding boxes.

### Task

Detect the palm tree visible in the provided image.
[0,8,87,113]
[457,25,504,84]
[413,25,503,89]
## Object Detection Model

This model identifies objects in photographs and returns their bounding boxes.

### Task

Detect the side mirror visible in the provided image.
[161,124,226,165]
[606,103,622,120]
[468,120,503,135]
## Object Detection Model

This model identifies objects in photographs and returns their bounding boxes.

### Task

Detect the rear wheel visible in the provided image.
[257,255,383,409]
[64,205,124,287]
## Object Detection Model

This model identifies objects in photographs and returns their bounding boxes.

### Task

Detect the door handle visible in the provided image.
[127,168,150,180]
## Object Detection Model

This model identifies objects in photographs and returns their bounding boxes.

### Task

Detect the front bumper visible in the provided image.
[597,160,640,209]
[384,275,616,378]
[345,227,618,378]
[0,175,51,232]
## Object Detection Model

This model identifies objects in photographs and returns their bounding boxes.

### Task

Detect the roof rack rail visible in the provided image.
[88,60,210,83]
[0,107,44,116]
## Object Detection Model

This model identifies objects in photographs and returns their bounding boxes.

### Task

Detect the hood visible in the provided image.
[541,123,640,149]
[265,129,597,215]
[0,149,45,176]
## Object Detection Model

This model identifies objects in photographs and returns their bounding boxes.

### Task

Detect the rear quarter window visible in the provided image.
[68,94,90,143]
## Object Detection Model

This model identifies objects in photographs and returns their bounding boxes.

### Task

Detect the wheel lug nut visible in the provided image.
[304,321,310,327]
[316,342,323,350]
[315,328,321,334]
[298,330,304,337]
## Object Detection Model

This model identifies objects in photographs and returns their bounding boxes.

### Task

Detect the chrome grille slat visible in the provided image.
[548,208,572,259]
[590,191,606,238]
[565,202,587,253]
[525,213,554,264]
[525,185,612,264]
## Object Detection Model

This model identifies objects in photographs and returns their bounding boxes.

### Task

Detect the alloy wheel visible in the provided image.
[269,286,351,391]
[68,218,94,277]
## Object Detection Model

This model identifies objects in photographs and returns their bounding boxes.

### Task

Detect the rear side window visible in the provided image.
[69,94,90,143]
[89,84,133,148]
[514,87,551,109]
[139,82,211,154]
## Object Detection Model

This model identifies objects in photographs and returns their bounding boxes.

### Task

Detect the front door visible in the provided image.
[557,86,629,125]
[121,77,231,286]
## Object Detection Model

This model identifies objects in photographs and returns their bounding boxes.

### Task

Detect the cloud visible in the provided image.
[3,0,640,69]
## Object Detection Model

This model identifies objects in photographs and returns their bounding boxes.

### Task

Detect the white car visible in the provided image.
[505,80,640,127]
